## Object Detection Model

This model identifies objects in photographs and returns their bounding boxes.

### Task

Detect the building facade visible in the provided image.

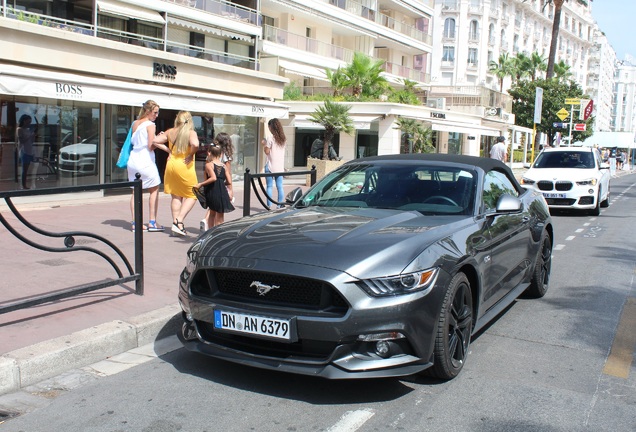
[0,0,287,194]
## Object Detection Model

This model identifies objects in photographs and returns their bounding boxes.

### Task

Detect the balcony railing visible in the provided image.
[326,0,432,45]
[2,8,257,70]
[428,85,512,111]
[382,62,430,84]
[161,0,258,26]
[263,25,353,63]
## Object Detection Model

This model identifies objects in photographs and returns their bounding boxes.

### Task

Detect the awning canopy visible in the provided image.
[167,16,252,42]
[293,114,381,130]
[429,120,501,137]
[278,60,327,81]
[0,64,288,119]
[97,0,165,24]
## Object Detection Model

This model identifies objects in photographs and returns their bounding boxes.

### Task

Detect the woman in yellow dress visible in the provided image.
[154,111,199,236]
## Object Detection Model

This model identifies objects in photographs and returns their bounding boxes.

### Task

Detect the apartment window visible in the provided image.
[500,29,506,46]
[442,46,455,62]
[513,34,519,52]
[469,20,479,40]
[468,48,478,65]
[443,18,456,39]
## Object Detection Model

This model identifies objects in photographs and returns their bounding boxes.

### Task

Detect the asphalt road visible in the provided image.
[1,175,635,432]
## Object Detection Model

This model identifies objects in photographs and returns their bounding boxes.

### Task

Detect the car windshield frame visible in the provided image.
[297,162,477,216]
[532,150,596,169]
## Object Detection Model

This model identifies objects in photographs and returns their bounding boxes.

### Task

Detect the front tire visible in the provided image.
[525,233,552,298]
[589,191,601,216]
[428,272,473,380]
[601,186,610,208]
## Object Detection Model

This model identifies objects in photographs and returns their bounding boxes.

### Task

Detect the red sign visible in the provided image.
[574,123,587,131]
[583,100,593,120]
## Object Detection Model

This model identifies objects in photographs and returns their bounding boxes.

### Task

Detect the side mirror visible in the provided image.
[285,187,303,204]
[600,163,610,170]
[496,194,522,213]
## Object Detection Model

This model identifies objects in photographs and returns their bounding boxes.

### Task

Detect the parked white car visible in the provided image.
[57,133,99,175]
[521,146,610,215]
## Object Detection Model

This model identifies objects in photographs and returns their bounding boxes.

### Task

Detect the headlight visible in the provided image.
[521,177,535,185]
[356,268,439,297]
[186,240,203,273]
[576,178,597,186]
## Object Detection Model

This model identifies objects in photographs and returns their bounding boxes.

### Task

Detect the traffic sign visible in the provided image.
[574,123,587,131]
[556,108,569,121]
[580,99,593,120]
[565,98,581,105]
[553,122,568,128]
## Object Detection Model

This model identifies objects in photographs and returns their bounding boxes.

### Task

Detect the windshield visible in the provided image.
[533,151,595,169]
[298,163,476,215]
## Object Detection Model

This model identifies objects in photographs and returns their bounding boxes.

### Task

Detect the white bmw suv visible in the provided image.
[521,146,610,215]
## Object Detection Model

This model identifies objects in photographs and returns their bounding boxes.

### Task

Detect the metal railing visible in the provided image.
[242,167,316,216]
[0,178,144,315]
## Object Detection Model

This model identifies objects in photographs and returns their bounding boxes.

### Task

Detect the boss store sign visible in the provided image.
[153,62,177,80]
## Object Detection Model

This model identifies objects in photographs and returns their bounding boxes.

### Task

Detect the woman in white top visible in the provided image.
[261,118,286,208]
[127,100,168,232]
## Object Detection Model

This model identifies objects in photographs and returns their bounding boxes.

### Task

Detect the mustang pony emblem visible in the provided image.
[250,281,280,296]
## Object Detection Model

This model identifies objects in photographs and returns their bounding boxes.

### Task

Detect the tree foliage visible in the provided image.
[508,78,593,146]
[308,99,355,160]
[395,117,435,153]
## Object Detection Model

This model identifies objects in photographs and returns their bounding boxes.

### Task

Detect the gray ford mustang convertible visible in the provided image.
[178,154,553,380]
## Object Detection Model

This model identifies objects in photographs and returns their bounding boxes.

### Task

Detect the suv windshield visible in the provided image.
[533,151,595,169]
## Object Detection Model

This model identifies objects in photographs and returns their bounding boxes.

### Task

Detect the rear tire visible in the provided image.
[525,232,552,298]
[428,272,473,380]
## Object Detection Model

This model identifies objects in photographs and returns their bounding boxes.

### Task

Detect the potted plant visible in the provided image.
[306,99,354,184]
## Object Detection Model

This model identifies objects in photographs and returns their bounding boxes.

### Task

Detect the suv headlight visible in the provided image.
[576,178,597,186]
[521,177,536,185]
[356,268,439,297]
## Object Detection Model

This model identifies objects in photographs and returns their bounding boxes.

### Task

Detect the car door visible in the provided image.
[480,170,532,312]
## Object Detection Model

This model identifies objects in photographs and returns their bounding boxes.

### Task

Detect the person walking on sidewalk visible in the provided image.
[261,118,287,208]
[490,136,508,163]
[127,100,166,232]
[16,114,36,190]
[196,143,235,228]
[153,111,199,236]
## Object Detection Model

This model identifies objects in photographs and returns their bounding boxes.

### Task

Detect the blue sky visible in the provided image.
[591,0,633,60]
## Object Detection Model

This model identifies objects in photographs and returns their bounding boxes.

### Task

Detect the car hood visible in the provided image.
[59,143,97,154]
[198,207,474,276]
[524,167,601,181]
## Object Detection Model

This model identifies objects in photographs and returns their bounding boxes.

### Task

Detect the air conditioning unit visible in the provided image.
[427,97,446,109]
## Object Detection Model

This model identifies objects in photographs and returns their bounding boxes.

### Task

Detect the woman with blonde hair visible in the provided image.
[127,100,165,232]
[154,110,200,236]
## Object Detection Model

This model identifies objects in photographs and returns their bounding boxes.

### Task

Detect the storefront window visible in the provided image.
[447,132,462,155]
[0,96,100,191]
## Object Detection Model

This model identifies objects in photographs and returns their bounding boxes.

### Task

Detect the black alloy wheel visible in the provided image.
[428,272,473,380]
[525,233,552,298]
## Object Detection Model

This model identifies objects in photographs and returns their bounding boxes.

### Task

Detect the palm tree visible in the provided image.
[389,79,422,105]
[325,67,349,97]
[529,51,548,81]
[488,53,514,92]
[553,60,573,82]
[395,117,434,154]
[511,52,532,83]
[544,0,566,78]
[308,99,355,160]
[345,52,388,98]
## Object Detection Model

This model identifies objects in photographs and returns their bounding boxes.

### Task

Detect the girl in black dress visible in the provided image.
[195,144,235,229]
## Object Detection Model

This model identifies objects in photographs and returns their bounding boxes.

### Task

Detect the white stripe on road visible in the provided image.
[327,409,375,432]
[554,244,566,251]
[566,236,575,241]
[576,229,584,233]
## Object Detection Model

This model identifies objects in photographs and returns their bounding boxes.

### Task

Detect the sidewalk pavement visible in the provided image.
[0,176,308,395]
[0,166,632,395]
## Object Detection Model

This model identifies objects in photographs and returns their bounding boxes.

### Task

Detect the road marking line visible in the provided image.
[327,409,375,432]
[566,236,575,241]
[583,223,590,226]
[576,229,584,233]
[603,297,636,379]
[554,244,565,251]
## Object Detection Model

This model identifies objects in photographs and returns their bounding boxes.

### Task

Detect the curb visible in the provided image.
[0,304,182,395]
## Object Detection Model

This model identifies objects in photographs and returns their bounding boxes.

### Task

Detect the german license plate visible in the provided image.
[543,193,566,198]
[214,310,292,341]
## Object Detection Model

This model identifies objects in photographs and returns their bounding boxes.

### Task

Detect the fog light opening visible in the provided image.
[588,189,594,194]
[375,340,391,358]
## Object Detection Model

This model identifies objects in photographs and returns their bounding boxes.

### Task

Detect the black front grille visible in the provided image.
[555,181,573,191]
[538,181,553,191]
[545,198,576,206]
[190,269,349,314]
[197,321,337,360]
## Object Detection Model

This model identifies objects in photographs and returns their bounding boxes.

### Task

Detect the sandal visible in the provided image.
[171,219,187,236]
[147,220,165,232]
[131,222,147,232]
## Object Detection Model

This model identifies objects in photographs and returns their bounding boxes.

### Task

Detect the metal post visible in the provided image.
[568,104,574,146]
[243,168,251,217]
[133,174,144,295]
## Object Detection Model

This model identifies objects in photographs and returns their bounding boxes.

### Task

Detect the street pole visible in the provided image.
[568,104,574,147]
